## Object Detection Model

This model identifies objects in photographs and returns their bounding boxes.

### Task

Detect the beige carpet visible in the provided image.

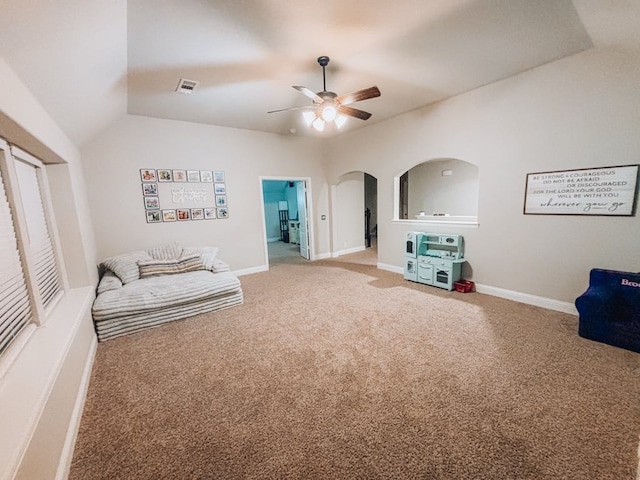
[70,252,640,479]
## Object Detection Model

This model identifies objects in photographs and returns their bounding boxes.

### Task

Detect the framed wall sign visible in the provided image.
[524,165,639,216]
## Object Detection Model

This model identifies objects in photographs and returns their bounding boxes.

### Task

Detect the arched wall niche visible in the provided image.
[395,157,479,225]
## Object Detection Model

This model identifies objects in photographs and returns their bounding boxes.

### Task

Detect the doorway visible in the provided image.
[364,173,377,249]
[332,171,378,262]
[260,178,312,267]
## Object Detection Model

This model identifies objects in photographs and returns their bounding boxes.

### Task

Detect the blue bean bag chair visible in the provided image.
[575,269,640,353]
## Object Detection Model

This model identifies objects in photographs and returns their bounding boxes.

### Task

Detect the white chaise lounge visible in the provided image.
[92,243,243,341]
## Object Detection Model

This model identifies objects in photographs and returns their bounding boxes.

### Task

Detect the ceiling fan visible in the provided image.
[268,56,381,132]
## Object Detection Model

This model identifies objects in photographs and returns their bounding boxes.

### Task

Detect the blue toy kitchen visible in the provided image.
[404,232,466,290]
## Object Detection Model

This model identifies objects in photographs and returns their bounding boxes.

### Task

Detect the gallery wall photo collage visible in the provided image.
[140,168,229,223]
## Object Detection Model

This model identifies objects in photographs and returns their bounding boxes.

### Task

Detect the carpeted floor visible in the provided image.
[70,251,640,479]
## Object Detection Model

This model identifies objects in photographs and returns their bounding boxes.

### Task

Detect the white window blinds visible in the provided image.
[0,162,33,355]
[13,158,62,309]
[0,140,66,360]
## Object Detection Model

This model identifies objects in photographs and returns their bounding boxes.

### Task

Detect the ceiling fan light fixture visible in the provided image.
[269,56,380,132]
[334,114,347,129]
[312,117,325,132]
[321,104,337,122]
[302,111,316,126]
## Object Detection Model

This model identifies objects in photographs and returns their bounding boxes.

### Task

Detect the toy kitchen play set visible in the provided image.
[404,232,466,290]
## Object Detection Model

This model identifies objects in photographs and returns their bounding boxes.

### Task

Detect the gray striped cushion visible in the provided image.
[138,254,203,279]
[97,271,123,294]
[146,242,183,260]
[103,251,153,284]
[182,246,218,270]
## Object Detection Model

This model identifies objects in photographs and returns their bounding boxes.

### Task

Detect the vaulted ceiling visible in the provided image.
[1,1,639,148]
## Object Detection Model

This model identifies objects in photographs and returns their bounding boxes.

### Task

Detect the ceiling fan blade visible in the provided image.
[338,105,372,121]
[293,86,323,103]
[267,106,314,114]
[336,86,380,106]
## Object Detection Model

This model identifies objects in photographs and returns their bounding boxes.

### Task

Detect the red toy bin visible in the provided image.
[454,280,475,293]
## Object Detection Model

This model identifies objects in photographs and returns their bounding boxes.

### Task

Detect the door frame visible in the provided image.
[259,176,315,270]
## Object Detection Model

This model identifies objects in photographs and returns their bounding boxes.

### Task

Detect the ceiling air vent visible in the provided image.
[175,78,199,94]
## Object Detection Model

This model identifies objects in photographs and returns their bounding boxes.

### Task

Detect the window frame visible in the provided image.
[0,138,68,374]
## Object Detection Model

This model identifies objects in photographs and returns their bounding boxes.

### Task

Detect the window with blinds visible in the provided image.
[14,159,62,309]
[0,140,65,358]
[0,164,33,355]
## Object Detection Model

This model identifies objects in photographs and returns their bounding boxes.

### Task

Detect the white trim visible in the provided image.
[636,440,640,480]
[55,334,97,480]
[259,176,315,270]
[392,219,479,228]
[379,263,577,314]
[9,146,44,168]
[0,325,36,380]
[332,245,366,257]
[330,184,338,254]
[233,265,268,277]
[378,262,404,274]
[313,252,332,260]
[474,283,578,315]
[266,237,280,243]
[0,287,94,480]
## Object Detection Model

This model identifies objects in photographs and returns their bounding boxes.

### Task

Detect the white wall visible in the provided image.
[335,172,365,254]
[81,115,330,270]
[326,46,640,304]
[408,159,479,217]
[0,56,97,479]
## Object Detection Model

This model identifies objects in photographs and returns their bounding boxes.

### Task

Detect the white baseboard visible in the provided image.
[266,237,280,243]
[55,334,98,480]
[377,264,577,315]
[332,245,366,258]
[313,252,331,260]
[377,262,403,274]
[233,265,268,276]
[474,283,578,315]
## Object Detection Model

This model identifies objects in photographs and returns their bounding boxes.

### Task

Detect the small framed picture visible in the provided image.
[146,210,161,223]
[144,196,160,209]
[187,170,200,182]
[177,209,190,221]
[191,208,204,220]
[204,208,217,219]
[173,170,187,182]
[217,207,229,219]
[157,169,172,182]
[200,171,213,182]
[140,169,157,182]
[216,195,227,207]
[214,183,226,195]
[142,183,158,195]
[162,209,177,222]
[213,171,225,183]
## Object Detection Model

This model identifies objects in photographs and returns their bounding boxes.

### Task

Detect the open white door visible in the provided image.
[296,181,310,259]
